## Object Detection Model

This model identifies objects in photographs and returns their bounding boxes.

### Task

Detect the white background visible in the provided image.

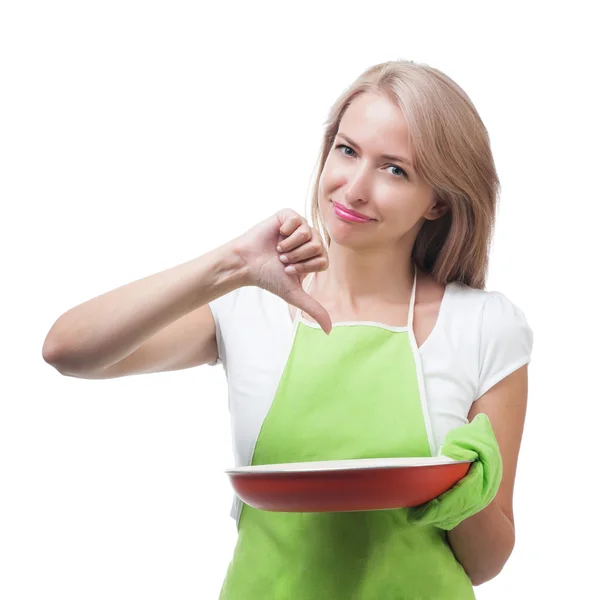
[2,1,598,598]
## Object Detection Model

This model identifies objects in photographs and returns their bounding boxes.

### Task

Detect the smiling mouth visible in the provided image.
[332,201,374,223]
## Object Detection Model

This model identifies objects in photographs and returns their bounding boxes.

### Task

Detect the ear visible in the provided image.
[424,199,449,221]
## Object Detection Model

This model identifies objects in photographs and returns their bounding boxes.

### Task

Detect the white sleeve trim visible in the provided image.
[475,355,530,401]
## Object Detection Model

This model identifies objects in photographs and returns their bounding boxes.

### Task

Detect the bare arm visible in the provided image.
[447,364,528,586]
[42,241,248,378]
[42,208,331,380]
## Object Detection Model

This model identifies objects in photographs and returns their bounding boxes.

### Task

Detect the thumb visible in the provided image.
[287,286,332,335]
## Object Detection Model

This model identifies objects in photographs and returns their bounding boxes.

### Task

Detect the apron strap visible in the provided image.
[407,262,418,333]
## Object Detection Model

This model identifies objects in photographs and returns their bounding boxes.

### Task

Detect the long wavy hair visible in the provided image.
[307,60,499,289]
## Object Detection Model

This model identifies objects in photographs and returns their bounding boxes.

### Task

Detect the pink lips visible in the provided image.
[332,201,374,223]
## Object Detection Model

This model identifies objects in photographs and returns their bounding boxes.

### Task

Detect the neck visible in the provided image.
[315,240,417,306]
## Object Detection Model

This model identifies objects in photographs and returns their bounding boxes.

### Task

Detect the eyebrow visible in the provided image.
[337,133,414,169]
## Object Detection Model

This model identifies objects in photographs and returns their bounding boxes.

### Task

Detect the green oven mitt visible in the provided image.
[406,413,503,531]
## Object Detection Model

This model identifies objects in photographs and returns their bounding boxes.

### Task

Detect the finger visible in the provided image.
[277,224,311,252]
[286,287,332,335]
[280,240,324,264]
[283,256,329,277]
[278,212,304,237]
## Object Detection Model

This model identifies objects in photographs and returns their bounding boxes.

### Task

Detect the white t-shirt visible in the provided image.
[208,281,533,521]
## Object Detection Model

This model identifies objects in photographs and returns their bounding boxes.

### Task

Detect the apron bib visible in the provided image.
[220,267,475,599]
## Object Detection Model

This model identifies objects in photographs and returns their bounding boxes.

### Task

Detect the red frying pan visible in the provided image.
[226,456,472,512]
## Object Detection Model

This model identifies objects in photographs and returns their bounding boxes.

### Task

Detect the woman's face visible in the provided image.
[318,92,442,251]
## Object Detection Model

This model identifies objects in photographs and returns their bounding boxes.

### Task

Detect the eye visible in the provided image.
[335,143,356,157]
[335,143,407,179]
[386,165,407,178]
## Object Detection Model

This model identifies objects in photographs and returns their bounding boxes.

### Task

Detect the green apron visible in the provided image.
[220,267,475,599]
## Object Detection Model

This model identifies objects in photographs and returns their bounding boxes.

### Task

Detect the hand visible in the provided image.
[233,208,332,334]
[406,414,503,530]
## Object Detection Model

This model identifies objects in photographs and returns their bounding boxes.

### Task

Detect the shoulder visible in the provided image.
[208,286,286,367]
[449,283,532,349]
[445,282,533,399]
[209,274,314,326]
[208,285,288,341]
[445,281,531,328]
[208,285,275,322]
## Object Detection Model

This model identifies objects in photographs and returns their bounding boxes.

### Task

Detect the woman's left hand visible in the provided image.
[406,413,503,530]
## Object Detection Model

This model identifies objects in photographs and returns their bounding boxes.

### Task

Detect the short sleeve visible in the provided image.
[207,298,223,366]
[207,289,241,367]
[475,291,533,400]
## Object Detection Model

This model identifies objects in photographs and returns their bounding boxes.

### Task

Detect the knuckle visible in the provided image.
[308,241,321,254]
[312,230,324,246]
[278,208,301,227]
[300,227,312,241]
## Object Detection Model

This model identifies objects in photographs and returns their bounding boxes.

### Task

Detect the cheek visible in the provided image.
[317,179,326,212]
[317,173,334,213]
[379,194,433,236]
[379,195,405,219]
[320,157,346,194]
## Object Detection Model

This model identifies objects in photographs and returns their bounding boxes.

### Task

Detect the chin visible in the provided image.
[324,218,376,251]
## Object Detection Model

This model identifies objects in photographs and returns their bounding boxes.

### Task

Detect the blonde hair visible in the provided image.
[308,60,499,289]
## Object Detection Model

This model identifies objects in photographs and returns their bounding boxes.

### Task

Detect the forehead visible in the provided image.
[338,92,411,152]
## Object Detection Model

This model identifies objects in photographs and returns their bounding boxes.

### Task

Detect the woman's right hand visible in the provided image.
[233,208,332,334]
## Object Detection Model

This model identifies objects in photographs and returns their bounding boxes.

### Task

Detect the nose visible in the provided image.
[343,161,371,205]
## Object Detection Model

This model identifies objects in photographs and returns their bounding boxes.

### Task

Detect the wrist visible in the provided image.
[214,239,252,290]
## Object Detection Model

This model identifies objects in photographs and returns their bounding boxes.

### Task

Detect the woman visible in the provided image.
[43,60,533,598]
